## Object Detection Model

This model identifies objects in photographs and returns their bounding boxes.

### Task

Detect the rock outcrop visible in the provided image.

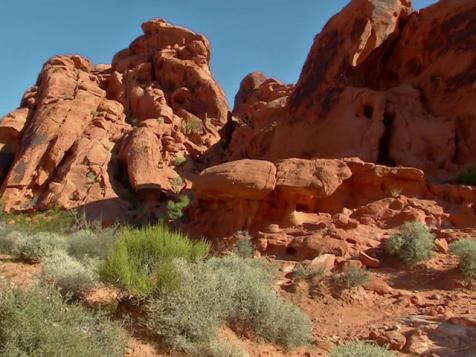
[0,19,229,220]
[187,157,476,258]
[225,0,476,182]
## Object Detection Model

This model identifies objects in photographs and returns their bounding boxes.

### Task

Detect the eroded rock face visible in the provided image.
[187,157,476,257]
[0,19,229,218]
[226,0,476,181]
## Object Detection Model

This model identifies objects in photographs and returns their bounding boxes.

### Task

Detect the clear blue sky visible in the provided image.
[0,0,436,117]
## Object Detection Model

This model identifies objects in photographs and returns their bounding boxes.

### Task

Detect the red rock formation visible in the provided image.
[0,20,229,219]
[187,157,476,258]
[226,0,476,181]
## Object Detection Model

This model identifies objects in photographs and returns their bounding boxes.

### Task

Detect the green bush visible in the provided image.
[67,228,117,261]
[232,232,255,259]
[100,224,210,298]
[338,266,369,289]
[331,340,395,357]
[10,231,67,262]
[0,285,125,356]
[450,239,476,282]
[167,195,190,220]
[146,255,313,356]
[385,222,434,266]
[455,166,476,186]
[0,207,75,234]
[41,251,98,293]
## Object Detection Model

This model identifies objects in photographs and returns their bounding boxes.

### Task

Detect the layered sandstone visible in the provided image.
[0,19,229,219]
[225,0,476,182]
[187,157,476,258]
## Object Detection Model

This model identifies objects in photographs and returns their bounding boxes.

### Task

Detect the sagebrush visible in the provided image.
[331,340,395,357]
[41,251,98,293]
[385,222,434,266]
[146,255,313,356]
[5,231,67,262]
[450,239,476,282]
[0,285,124,357]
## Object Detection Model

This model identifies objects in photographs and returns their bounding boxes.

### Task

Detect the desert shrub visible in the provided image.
[146,255,313,356]
[41,251,98,293]
[455,165,476,186]
[330,340,395,357]
[0,230,18,254]
[385,222,434,266]
[100,224,210,298]
[0,207,75,234]
[167,195,190,221]
[67,228,117,261]
[0,285,125,356]
[174,156,187,167]
[338,266,369,289]
[232,231,255,258]
[450,239,476,282]
[10,231,67,262]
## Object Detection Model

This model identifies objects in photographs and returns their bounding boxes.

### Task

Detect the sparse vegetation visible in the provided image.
[232,231,255,258]
[389,187,402,198]
[182,118,203,136]
[337,266,369,289]
[146,255,313,356]
[330,340,395,357]
[87,171,98,184]
[294,263,315,279]
[167,195,191,221]
[100,224,210,298]
[6,231,67,262]
[455,165,476,186]
[67,228,117,261]
[0,206,76,234]
[385,222,434,266]
[450,239,476,282]
[0,285,125,357]
[174,156,187,167]
[170,175,185,188]
[41,251,98,293]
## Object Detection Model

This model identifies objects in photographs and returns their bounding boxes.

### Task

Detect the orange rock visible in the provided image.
[193,159,276,200]
[359,251,381,269]
[434,238,449,254]
[309,254,336,273]
[363,278,394,295]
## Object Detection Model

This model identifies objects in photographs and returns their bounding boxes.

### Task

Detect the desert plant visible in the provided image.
[10,231,67,262]
[167,195,191,221]
[0,206,75,234]
[455,165,476,186]
[232,232,255,258]
[174,156,187,167]
[385,222,434,266]
[0,285,125,356]
[41,251,98,293]
[100,224,210,298]
[146,255,313,356]
[182,119,203,136]
[67,228,117,261]
[330,340,395,357]
[450,239,476,282]
[338,266,369,289]
[389,187,402,198]
[294,263,315,278]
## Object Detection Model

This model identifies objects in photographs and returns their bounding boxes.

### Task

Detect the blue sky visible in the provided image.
[0,0,436,116]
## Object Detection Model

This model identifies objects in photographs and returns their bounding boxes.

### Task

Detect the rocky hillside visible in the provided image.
[1,0,476,356]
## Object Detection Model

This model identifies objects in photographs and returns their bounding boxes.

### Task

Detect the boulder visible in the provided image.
[193,159,277,200]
